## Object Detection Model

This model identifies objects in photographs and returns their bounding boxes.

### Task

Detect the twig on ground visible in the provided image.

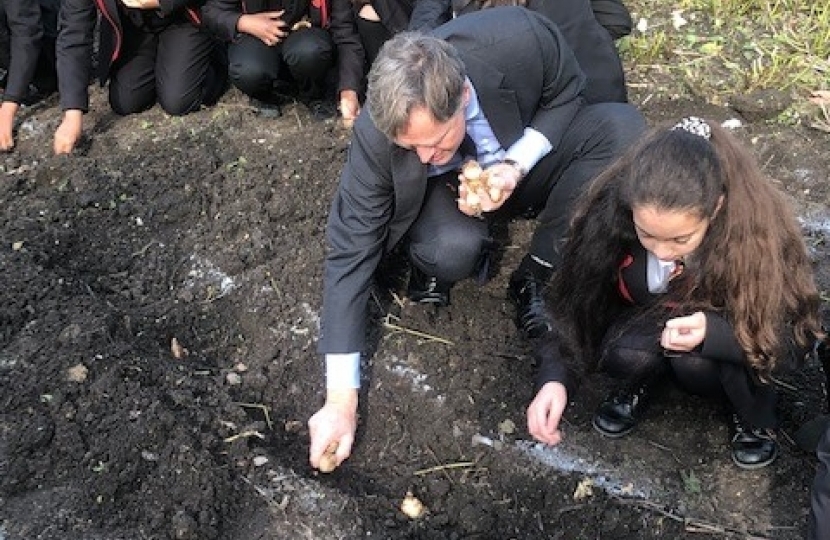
[555,503,589,516]
[390,291,407,309]
[265,271,283,300]
[383,314,454,346]
[131,241,157,257]
[646,439,684,465]
[223,429,266,443]
[240,476,290,510]
[234,402,274,430]
[617,498,771,539]
[423,444,455,483]
[778,428,796,448]
[413,460,476,476]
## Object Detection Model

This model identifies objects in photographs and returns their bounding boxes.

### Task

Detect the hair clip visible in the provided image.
[672,116,711,140]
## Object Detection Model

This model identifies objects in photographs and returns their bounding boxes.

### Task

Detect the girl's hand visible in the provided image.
[662,311,707,352]
[526,381,568,446]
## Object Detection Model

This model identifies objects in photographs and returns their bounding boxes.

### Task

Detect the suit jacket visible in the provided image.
[319,6,585,354]
[1,1,44,103]
[454,0,627,103]
[57,0,205,112]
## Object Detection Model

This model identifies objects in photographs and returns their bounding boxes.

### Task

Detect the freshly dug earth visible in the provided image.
[1,82,829,540]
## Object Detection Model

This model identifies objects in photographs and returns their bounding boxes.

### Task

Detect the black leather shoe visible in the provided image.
[730,414,778,469]
[407,267,451,307]
[508,273,552,339]
[593,384,650,438]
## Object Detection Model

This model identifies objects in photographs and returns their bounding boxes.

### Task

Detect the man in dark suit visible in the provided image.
[308,6,645,469]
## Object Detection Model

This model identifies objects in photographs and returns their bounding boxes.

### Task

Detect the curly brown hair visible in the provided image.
[553,118,824,377]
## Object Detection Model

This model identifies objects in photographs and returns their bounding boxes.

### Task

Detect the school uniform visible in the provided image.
[58,0,227,116]
[536,243,811,430]
[0,0,55,104]
[203,0,336,102]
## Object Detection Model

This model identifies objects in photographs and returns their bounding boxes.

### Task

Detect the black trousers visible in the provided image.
[810,423,830,540]
[354,17,390,68]
[0,0,58,98]
[228,28,335,102]
[596,309,805,429]
[109,19,227,116]
[407,101,645,283]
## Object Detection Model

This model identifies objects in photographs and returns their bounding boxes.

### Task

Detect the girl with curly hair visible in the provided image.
[526,116,826,469]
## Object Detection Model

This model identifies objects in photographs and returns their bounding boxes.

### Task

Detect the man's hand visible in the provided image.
[308,388,358,471]
[237,11,288,47]
[661,311,706,353]
[526,381,568,445]
[54,110,83,155]
[339,90,360,129]
[0,101,19,151]
[457,161,521,216]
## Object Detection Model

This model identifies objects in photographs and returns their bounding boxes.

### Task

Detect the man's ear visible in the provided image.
[462,82,471,108]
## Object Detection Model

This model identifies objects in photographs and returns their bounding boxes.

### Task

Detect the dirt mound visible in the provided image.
[1,87,828,539]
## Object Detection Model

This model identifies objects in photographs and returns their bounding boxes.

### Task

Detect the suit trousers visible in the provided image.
[109,19,226,116]
[407,101,645,283]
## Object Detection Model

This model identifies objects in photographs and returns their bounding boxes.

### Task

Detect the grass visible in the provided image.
[621,0,829,124]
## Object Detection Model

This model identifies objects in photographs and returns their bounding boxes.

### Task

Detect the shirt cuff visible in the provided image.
[504,127,553,175]
[325,352,361,389]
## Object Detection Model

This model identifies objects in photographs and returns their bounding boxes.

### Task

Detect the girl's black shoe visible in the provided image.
[730,414,778,469]
[592,383,650,438]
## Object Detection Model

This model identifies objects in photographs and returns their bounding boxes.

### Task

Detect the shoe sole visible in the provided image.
[592,416,635,439]
[409,297,449,307]
[731,448,779,470]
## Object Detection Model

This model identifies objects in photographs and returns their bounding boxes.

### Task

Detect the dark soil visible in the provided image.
[1,80,829,539]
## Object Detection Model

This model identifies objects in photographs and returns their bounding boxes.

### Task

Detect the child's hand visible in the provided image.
[54,110,83,155]
[120,0,160,9]
[661,311,707,352]
[0,102,19,151]
[339,90,359,129]
[238,11,288,47]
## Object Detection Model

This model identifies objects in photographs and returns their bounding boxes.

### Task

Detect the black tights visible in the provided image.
[599,314,724,399]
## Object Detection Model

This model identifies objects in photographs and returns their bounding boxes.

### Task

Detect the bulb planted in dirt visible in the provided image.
[170,337,189,359]
[318,442,339,473]
[400,491,426,519]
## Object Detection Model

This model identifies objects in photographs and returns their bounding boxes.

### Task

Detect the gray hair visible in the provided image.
[366,32,467,139]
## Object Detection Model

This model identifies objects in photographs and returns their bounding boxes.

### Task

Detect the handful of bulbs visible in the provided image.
[459,160,503,215]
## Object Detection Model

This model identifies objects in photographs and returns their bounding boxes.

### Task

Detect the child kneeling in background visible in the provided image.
[0,0,59,151]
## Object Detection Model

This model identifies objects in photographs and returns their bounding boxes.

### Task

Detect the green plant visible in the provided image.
[680,468,702,494]
[624,0,829,123]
